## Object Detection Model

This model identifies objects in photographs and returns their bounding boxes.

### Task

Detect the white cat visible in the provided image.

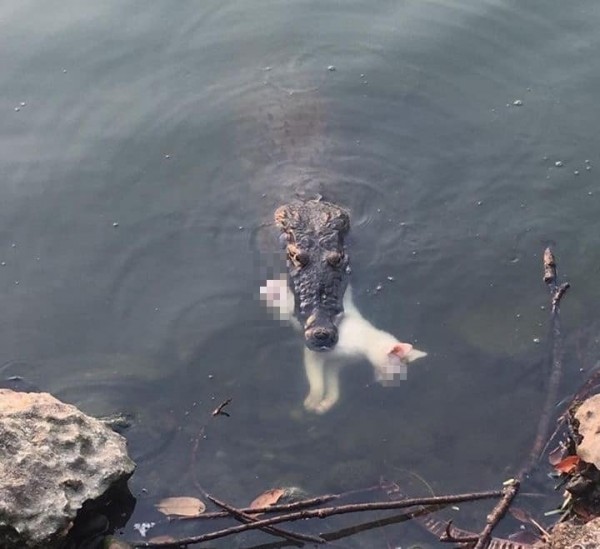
[260,277,427,414]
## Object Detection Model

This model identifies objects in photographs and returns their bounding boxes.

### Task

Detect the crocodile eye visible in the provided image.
[287,244,310,268]
[325,251,343,267]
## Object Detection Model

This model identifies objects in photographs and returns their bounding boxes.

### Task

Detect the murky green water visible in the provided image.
[2,1,600,546]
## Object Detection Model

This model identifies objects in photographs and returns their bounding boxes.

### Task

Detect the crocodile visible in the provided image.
[274,198,350,351]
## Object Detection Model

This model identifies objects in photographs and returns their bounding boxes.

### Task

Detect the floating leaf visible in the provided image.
[508,531,541,544]
[148,536,177,543]
[509,506,533,523]
[554,455,580,474]
[156,496,206,517]
[250,488,285,509]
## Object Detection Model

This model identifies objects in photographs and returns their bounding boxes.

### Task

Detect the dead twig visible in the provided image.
[212,398,232,417]
[206,493,324,545]
[518,247,569,479]
[439,521,479,544]
[177,494,341,520]
[131,489,503,547]
[473,479,520,549]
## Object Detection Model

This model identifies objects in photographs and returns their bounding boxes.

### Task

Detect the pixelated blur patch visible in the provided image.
[377,363,408,387]
[259,277,294,321]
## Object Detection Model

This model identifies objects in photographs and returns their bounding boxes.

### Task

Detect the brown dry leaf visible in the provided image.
[509,506,533,524]
[148,535,178,543]
[155,496,206,517]
[554,455,580,474]
[250,488,285,509]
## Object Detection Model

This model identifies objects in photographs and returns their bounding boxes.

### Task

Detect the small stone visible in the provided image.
[327,65,336,71]
[555,160,564,167]
[512,99,523,106]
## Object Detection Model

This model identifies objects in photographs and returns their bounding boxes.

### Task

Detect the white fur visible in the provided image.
[260,277,427,413]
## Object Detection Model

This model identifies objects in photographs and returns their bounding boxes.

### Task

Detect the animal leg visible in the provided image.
[314,364,341,414]
[303,349,326,412]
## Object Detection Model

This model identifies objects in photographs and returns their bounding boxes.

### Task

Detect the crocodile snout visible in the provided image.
[305,324,338,351]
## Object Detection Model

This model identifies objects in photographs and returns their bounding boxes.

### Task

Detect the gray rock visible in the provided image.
[0,389,136,549]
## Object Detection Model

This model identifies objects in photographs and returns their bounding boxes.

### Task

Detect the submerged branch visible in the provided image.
[131,489,503,547]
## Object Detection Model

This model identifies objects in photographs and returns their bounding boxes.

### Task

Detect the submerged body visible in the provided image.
[261,277,427,413]
[274,199,350,352]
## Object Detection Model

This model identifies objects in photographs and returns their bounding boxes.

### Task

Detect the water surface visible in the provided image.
[1,1,600,546]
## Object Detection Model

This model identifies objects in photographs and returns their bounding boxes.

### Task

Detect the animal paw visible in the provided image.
[314,397,337,414]
[304,395,338,414]
[303,393,323,412]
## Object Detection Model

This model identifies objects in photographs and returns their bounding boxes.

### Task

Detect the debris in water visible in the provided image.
[387,276,395,281]
[327,65,336,72]
[133,522,156,537]
[250,488,286,510]
[112,222,119,228]
[586,165,592,171]
[555,161,564,168]
[574,170,580,175]
[533,338,540,344]
[513,99,523,106]
[156,497,206,518]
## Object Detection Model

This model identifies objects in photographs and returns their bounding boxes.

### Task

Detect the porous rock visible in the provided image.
[0,389,135,549]
[575,393,600,468]
[542,516,600,548]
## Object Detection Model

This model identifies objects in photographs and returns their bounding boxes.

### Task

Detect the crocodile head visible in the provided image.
[275,199,350,351]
